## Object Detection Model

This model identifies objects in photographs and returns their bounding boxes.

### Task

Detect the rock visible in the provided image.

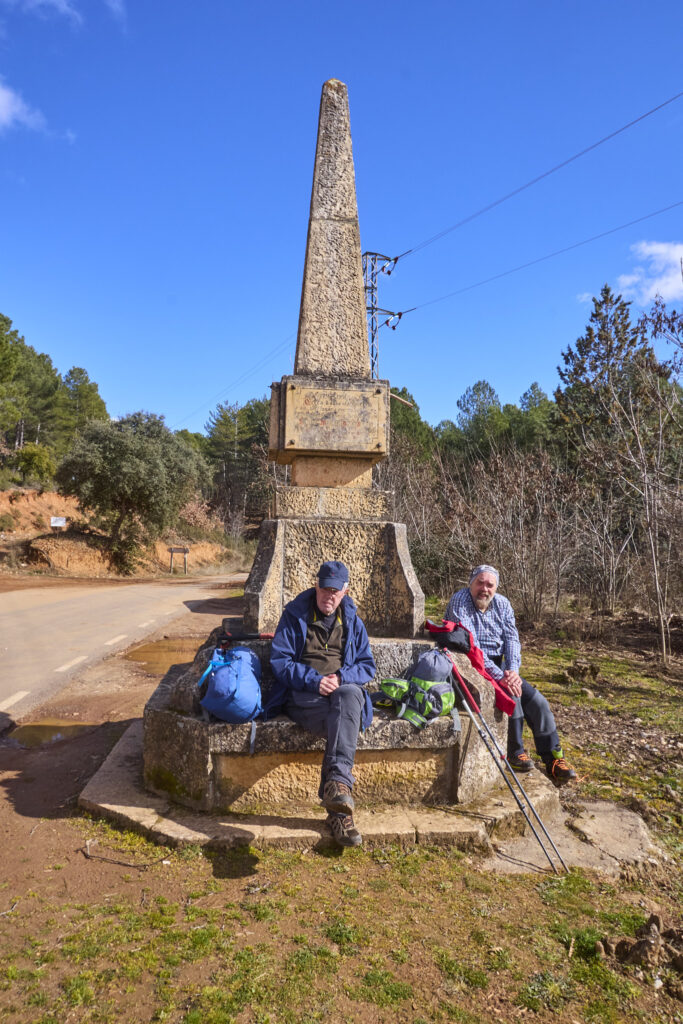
[669,950,683,974]
[603,938,616,956]
[625,796,659,825]
[663,785,683,808]
[580,687,595,699]
[666,979,683,1001]
[642,913,663,936]
[624,932,663,968]
[615,938,635,961]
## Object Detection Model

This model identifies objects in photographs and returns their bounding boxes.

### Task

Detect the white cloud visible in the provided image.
[0,76,46,132]
[576,292,592,304]
[618,240,683,304]
[0,0,125,22]
[102,0,125,20]
[15,0,82,23]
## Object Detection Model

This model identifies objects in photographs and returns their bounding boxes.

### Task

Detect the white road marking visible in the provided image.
[55,656,88,673]
[104,634,127,646]
[0,690,31,712]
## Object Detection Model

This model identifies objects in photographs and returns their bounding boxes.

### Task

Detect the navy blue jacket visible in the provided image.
[266,588,376,729]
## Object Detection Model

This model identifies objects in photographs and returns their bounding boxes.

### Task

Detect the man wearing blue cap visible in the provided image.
[446,565,576,784]
[268,560,376,847]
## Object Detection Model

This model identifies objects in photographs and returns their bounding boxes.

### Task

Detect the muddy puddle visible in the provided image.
[8,720,99,747]
[125,637,200,675]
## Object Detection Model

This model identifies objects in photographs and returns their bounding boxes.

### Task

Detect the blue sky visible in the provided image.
[1,0,682,433]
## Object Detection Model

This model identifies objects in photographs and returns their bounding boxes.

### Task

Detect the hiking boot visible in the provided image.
[327,812,362,848]
[508,750,534,773]
[546,750,577,785]
[322,780,354,814]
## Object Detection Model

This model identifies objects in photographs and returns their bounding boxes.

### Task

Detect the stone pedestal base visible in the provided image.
[244,517,424,637]
[143,635,506,814]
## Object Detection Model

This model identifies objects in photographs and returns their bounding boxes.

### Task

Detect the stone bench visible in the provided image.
[143,626,507,814]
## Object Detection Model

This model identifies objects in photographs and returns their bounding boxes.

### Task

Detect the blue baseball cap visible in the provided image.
[317,560,349,589]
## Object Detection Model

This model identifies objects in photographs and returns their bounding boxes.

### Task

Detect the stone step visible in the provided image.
[80,720,561,854]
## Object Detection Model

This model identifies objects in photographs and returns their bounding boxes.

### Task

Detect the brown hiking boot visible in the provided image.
[546,754,577,785]
[508,750,534,773]
[327,812,362,848]
[322,780,354,814]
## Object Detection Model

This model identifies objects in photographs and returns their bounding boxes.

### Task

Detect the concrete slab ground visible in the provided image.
[483,796,669,878]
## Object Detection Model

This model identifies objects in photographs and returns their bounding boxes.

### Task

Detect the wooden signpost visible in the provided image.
[168,546,189,574]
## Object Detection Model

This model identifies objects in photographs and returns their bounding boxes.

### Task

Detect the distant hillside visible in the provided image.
[0,490,248,578]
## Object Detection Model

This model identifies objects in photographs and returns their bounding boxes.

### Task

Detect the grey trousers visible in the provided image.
[508,680,560,762]
[286,685,363,798]
[490,655,560,763]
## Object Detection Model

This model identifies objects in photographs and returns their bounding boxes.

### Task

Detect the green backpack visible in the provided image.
[374,649,461,733]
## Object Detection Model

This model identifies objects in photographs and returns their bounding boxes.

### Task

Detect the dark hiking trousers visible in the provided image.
[286,685,363,798]
[490,656,560,764]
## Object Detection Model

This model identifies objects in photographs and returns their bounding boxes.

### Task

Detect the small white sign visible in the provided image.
[50,517,67,528]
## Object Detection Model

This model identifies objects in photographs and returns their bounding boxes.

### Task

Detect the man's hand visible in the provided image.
[319,673,340,696]
[502,669,523,697]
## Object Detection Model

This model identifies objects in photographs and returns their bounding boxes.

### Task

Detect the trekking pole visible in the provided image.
[218,629,275,648]
[441,649,568,875]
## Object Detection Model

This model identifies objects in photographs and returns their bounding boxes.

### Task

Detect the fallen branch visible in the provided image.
[79,839,169,870]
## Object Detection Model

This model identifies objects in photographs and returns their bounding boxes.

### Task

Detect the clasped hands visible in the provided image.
[501,669,523,697]
[319,673,340,696]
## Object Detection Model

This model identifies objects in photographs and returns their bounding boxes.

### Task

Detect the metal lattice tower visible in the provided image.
[362,252,399,379]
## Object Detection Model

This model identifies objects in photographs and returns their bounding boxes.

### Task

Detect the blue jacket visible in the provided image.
[266,588,376,730]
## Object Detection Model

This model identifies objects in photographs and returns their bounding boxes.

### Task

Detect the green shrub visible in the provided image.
[516,970,574,1011]
[0,512,15,531]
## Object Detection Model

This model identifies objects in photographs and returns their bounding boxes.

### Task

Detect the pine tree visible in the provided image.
[554,284,653,441]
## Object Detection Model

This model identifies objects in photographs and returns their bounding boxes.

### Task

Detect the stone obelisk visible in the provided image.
[244,79,423,637]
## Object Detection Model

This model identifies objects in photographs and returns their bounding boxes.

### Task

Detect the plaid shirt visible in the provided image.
[444,588,522,682]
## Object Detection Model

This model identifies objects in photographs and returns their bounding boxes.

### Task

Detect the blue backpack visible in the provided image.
[197,645,263,732]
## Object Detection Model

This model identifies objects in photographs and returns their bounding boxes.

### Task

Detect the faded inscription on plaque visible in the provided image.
[284,385,387,454]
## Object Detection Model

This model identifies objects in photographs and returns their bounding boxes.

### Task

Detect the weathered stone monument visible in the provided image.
[140,79,510,827]
[244,78,423,637]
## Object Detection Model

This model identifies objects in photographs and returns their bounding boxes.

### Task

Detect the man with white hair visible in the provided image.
[268,560,376,846]
[446,565,576,784]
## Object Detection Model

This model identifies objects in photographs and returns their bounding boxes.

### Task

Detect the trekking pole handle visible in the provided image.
[226,631,274,639]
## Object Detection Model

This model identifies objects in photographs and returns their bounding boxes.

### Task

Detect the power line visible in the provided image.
[172,91,683,427]
[393,199,683,316]
[392,87,683,262]
[169,332,295,430]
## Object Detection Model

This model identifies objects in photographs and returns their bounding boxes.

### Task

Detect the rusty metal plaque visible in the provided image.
[283,383,387,454]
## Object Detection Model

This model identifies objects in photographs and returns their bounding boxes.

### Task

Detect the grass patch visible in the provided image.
[0,803,678,1023]
[352,967,413,1006]
[523,648,680,733]
[538,870,595,911]
[598,907,648,935]
[516,970,574,1010]
[61,971,96,1006]
[434,949,489,989]
[323,917,364,952]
